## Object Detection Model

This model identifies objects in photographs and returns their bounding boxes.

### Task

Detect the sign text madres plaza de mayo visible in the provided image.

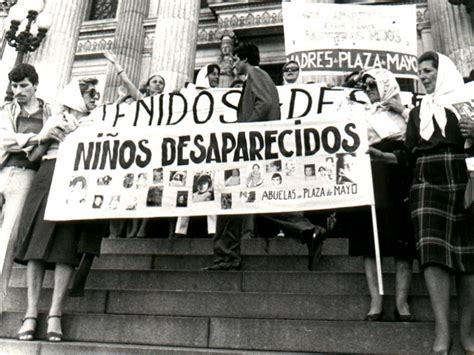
[282,2,418,77]
[44,84,379,221]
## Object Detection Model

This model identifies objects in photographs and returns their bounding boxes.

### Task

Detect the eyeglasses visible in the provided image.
[363,80,377,91]
[84,89,100,99]
[284,67,299,73]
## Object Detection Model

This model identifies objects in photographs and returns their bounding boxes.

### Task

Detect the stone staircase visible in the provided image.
[0,236,465,354]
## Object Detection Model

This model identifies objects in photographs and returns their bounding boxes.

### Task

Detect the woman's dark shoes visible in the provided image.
[394,309,414,322]
[47,315,63,342]
[17,317,37,341]
[365,312,383,321]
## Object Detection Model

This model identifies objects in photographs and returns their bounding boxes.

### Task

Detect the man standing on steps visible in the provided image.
[0,64,64,312]
[203,43,326,271]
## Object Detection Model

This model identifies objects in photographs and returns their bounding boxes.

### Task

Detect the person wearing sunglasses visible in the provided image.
[345,68,416,323]
[15,78,106,343]
[282,60,300,85]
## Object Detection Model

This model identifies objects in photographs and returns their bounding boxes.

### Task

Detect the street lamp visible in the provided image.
[4,0,52,101]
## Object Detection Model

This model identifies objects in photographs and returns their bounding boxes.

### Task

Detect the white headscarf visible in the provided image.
[58,80,89,113]
[419,52,464,141]
[195,64,213,89]
[362,68,402,112]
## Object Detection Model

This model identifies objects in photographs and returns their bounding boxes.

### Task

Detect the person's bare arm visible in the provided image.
[104,50,142,100]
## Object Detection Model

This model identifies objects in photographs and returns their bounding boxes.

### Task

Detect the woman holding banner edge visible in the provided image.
[370,52,474,354]
[14,78,105,342]
[347,68,416,323]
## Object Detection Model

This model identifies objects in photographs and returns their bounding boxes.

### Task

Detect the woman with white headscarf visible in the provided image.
[15,78,105,343]
[370,52,474,354]
[195,64,221,89]
[344,68,416,323]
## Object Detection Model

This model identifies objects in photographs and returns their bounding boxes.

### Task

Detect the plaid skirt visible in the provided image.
[410,152,474,273]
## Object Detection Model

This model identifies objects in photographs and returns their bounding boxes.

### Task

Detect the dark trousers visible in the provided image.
[213,212,316,265]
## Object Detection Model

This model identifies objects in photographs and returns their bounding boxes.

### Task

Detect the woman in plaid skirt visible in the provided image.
[370,52,474,354]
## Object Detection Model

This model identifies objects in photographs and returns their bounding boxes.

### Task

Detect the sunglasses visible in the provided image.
[84,89,100,99]
[363,80,377,91]
[284,67,299,73]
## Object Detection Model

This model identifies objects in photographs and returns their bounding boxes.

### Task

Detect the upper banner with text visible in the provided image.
[282,2,418,78]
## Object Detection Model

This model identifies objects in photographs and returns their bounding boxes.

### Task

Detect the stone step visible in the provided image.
[9,269,438,295]
[0,339,307,355]
[4,287,457,322]
[91,254,421,273]
[0,312,464,354]
[100,237,349,256]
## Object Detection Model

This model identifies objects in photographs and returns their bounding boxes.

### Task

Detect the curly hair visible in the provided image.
[8,64,39,85]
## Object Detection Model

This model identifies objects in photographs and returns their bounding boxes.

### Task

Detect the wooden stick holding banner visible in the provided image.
[370,204,384,295]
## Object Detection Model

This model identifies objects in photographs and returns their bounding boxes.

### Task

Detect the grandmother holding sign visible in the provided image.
[15,78,105,343]
[347,68,416,323]
[370,52,474,354]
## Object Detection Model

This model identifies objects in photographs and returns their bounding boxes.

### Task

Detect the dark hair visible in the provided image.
[282,60,299,72]
[233,44,260,66]
[418,51,439,69]
[197,174,212,188]
[146,74,165,88]
[207,64,221,76]
[230,79,244,88]
[272,173,282,180]
[8,64,39,85]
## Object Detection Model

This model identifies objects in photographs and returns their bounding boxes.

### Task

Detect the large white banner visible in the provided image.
[44,85,376,221]
[282,2,418,78]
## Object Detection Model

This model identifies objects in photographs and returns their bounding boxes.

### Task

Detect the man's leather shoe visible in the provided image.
[201,262,241,271]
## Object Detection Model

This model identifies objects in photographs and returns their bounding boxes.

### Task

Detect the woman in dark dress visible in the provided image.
[370,52,474,354]
[15,78,104,342]
[347,68,416,322]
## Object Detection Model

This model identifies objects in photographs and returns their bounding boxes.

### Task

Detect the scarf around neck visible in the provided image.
[419,53,464,141]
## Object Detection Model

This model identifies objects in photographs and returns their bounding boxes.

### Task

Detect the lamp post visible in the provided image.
[4,0,51,102]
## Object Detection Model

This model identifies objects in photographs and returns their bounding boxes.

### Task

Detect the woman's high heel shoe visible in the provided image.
[394,309,414,322]
[365,311,383,321]
[46,315,63,342]
[17,317,37,341]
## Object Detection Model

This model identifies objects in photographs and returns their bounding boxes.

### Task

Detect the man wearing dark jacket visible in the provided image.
[204,44,325,271]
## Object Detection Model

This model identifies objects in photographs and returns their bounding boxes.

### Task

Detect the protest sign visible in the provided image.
[282,2,418,78]
[45,85,375,221]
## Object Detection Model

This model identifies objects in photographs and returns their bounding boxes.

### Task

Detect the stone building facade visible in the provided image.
[0,0,473,103]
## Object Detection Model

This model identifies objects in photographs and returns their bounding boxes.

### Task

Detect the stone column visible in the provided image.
[428,0,474,76]
[150,0,201,90]
[25,0,89,102]
[103,0,148,103]
[218,32,235,88]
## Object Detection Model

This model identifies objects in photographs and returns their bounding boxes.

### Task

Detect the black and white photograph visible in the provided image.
[146,186,164,207]
[1,1,473,354]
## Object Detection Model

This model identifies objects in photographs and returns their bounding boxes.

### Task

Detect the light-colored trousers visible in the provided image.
[0,167,36,313]
[175,215,217,235]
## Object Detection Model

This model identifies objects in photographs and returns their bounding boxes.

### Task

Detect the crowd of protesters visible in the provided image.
[0,44,473,355]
